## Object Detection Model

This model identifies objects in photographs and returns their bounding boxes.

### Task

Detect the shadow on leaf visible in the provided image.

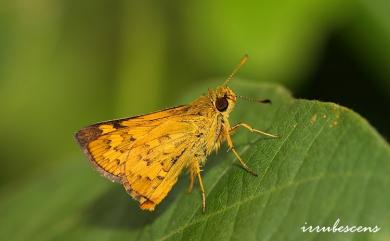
[83,187,162,229]
[82,179,186,230]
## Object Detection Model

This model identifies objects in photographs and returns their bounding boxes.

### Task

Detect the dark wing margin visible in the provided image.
[75,125,123,183]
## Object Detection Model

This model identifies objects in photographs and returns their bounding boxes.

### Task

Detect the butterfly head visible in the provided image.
[209,55,271,116]
[208,54,248,116]
[210,86,237,116]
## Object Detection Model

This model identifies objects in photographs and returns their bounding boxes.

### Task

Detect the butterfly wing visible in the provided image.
[75,106,188,182]
[75,105,205,210]
[121,119,200,210]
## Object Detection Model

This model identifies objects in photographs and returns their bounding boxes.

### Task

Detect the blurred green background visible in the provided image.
[0,0,389,189]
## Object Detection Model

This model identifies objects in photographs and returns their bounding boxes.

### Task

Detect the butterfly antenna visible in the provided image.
[237,95,272,104]
[223,54,249,86]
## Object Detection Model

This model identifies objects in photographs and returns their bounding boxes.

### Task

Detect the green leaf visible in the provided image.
[0,81,388,241]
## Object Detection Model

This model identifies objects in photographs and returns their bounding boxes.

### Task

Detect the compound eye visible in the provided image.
[215,97,229,112]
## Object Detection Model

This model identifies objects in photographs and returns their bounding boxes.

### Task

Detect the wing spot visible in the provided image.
[112,121,124,129]
[145,159,152,166]
[159,135,170,142]
[172,148,187,165]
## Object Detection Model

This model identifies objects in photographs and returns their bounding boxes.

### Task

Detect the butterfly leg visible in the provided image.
[188,169,195,193]
[197,168,206,213]
[230,123,277,138]
[189,161,206,212]
[224,127,258,177]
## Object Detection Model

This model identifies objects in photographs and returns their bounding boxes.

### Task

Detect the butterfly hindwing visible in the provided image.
[121,120,199,210]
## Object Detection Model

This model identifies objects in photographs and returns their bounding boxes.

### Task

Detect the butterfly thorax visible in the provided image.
[187,86,237,159]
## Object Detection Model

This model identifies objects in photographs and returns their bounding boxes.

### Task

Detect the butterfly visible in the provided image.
[75,55,277,212]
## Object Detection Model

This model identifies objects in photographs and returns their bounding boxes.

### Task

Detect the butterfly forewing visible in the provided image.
[75,105,208,210]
